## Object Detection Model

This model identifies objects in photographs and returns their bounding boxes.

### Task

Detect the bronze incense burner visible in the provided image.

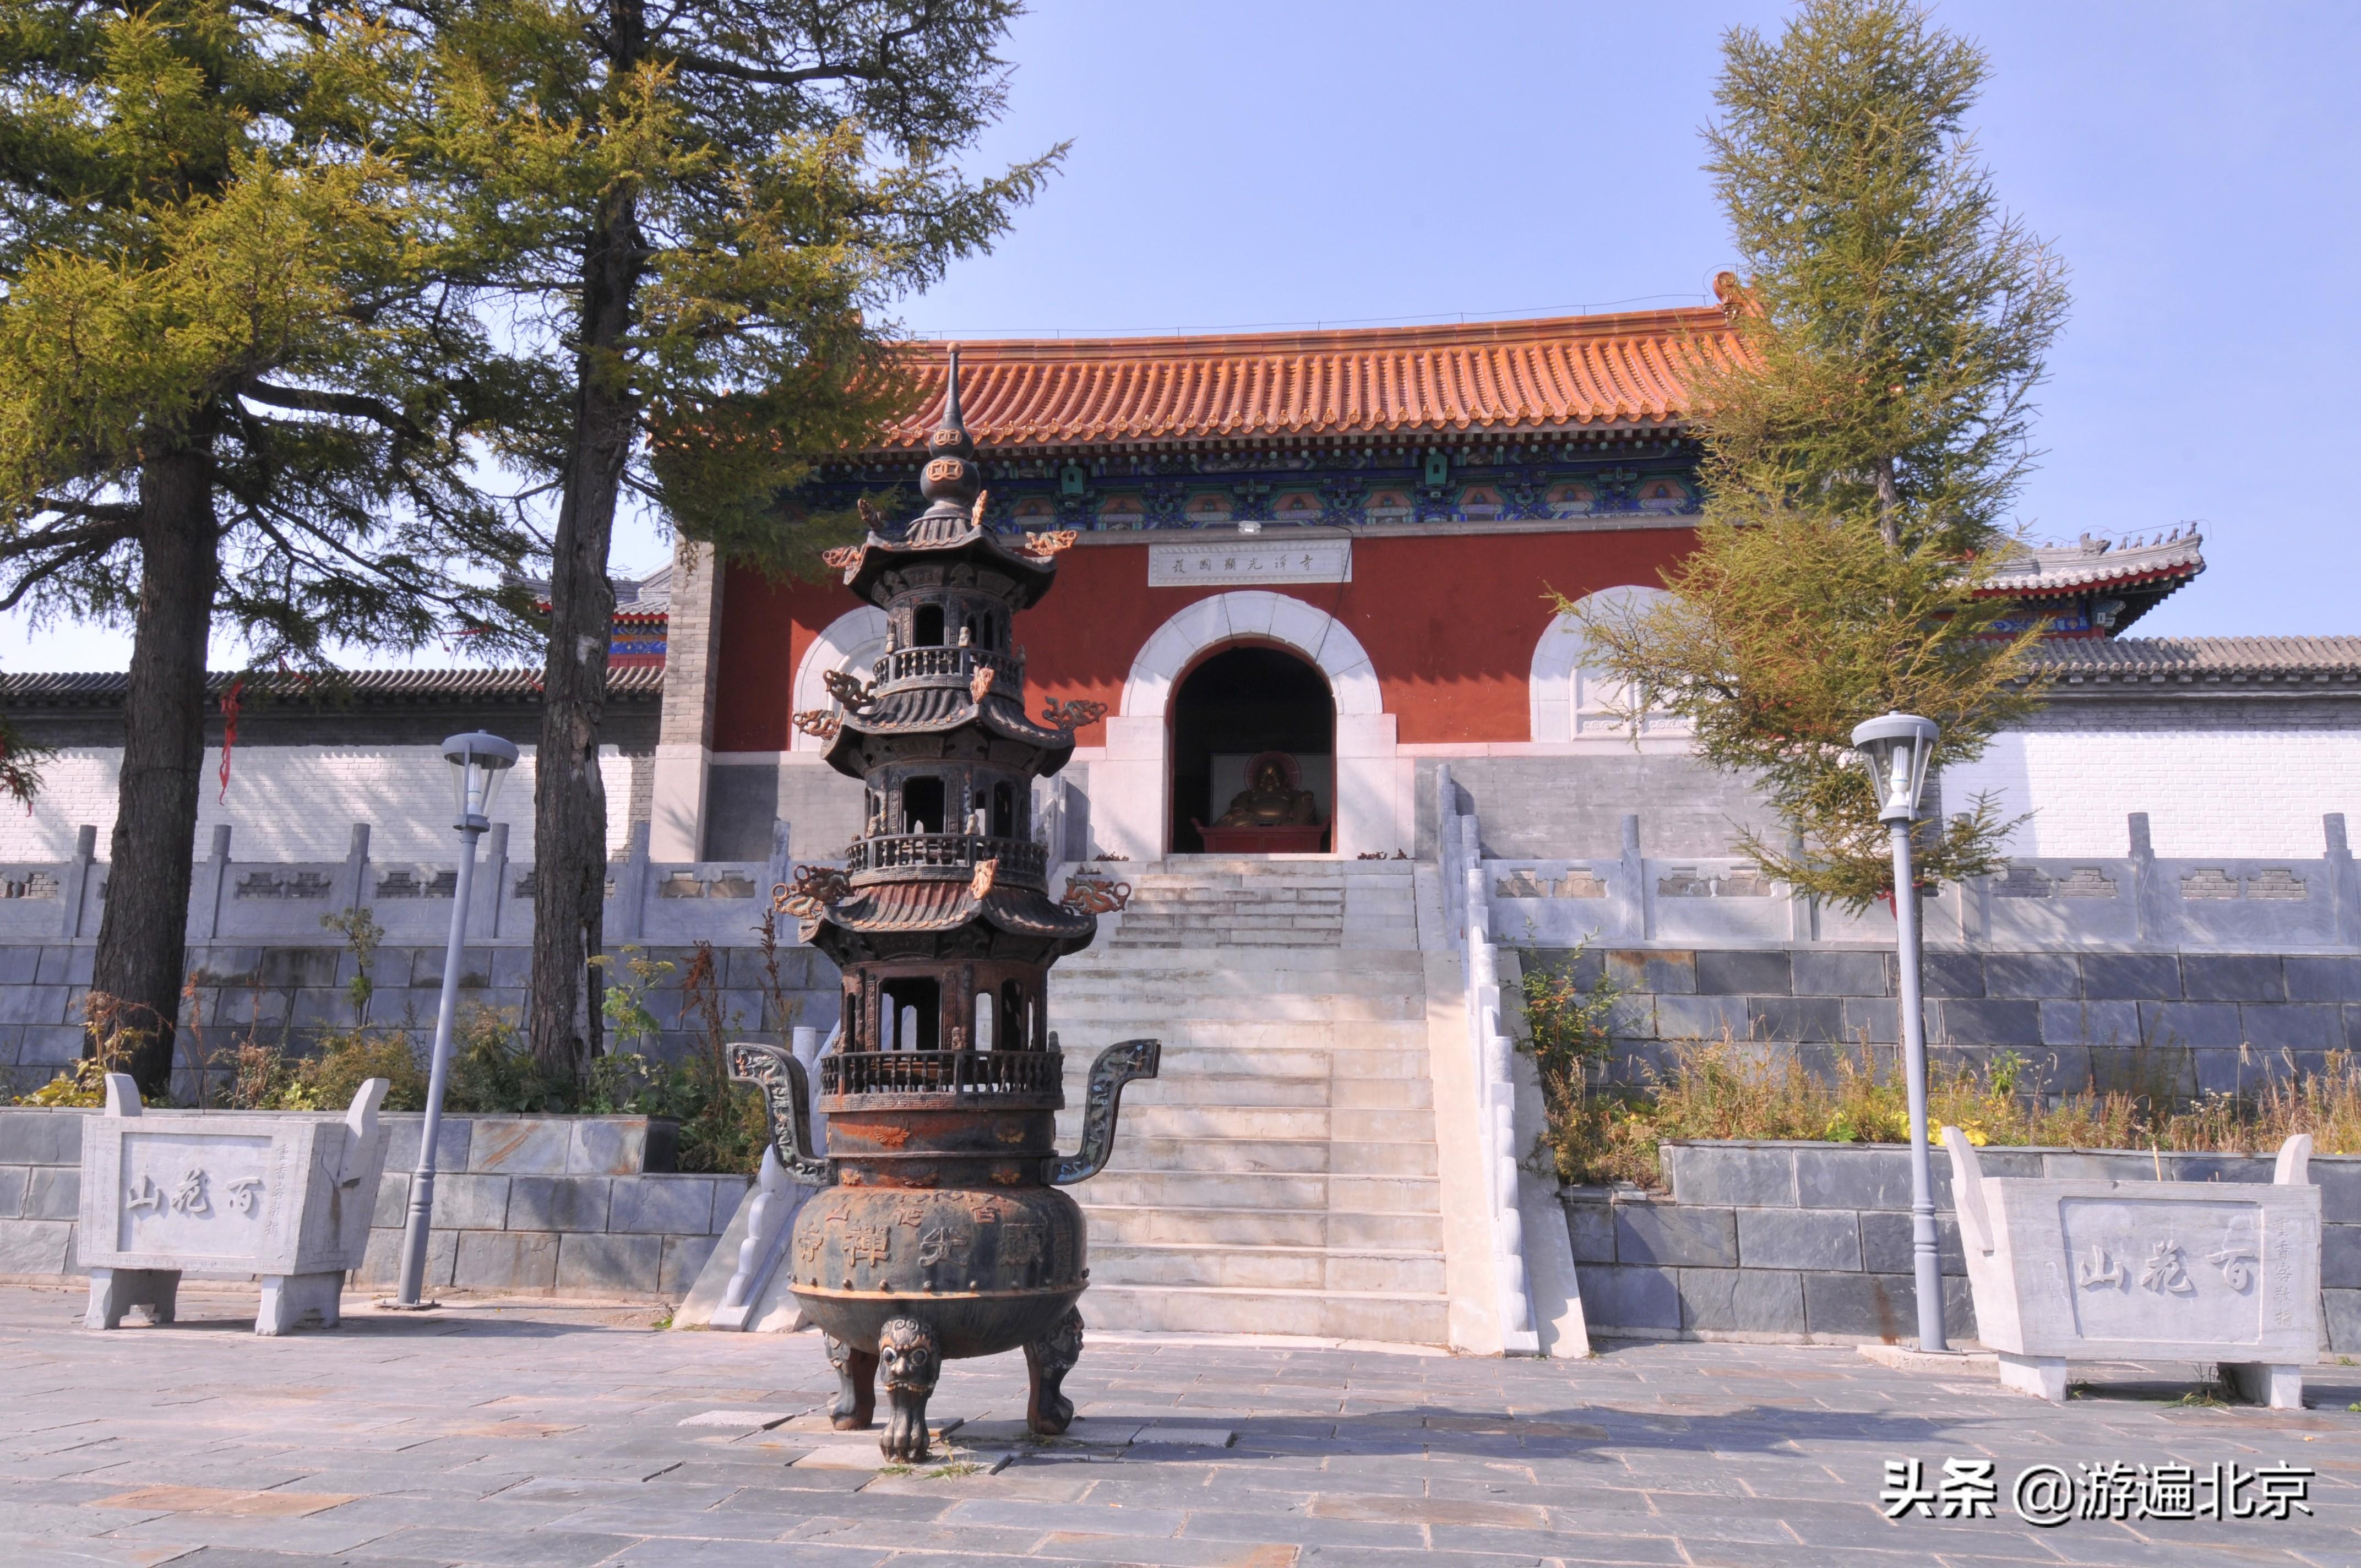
[728,350,1155,1461]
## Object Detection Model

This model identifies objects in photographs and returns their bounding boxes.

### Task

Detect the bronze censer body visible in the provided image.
[728,351,1156,1461]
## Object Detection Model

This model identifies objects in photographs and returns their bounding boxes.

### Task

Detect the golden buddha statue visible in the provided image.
[1214,754,1320,829]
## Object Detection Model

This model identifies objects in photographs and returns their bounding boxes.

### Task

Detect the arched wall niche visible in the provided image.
[1528,585,1693,745]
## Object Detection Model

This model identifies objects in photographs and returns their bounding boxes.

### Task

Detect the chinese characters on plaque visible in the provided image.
[1146,539,1351,587]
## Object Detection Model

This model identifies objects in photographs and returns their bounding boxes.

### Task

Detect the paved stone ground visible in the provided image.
[4,1283,2360,1567]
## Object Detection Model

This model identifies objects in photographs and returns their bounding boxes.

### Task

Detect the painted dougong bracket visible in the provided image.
[1051,1037,1161,1186]
[726,1041,832,1186]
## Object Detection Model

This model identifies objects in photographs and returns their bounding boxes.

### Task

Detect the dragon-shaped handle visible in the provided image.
[1051,1037,1161,1186]
[726,1041,832,1186]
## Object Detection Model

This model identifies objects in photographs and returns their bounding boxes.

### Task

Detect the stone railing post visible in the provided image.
[2128,812,2177,949]
[59,824,96,939]
[1434,764,1462,940]
[2327,814,2361,950]
[478,822,510,939]
[1614,813,1647,942]
[764,818,793,902]
[340,823,372,913]
[612,820,652,942]
[1785,830,1815,943]
[194,824,231,940]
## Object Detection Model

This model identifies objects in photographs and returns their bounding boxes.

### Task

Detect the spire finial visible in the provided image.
[941,343,965,439]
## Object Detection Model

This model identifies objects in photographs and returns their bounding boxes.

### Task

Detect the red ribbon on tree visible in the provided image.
[217,677,244,802]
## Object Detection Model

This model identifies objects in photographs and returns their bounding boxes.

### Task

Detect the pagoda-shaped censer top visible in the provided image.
[727,349,1157,1462]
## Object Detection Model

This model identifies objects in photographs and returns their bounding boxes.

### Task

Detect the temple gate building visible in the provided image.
[656,304,2234,872]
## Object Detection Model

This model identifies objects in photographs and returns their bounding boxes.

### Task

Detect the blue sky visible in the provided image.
[5,0,2353,670]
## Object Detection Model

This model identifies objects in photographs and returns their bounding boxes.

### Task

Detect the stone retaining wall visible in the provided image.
[0,938,837,1098]
[0,1107,747,1300]
[1534,946,2361,1096]
[1565,1139,2361,1351]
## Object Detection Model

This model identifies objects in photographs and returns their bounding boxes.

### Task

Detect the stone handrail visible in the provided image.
[1437,765,1542,1356]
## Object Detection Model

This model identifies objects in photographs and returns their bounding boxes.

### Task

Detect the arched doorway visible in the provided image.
[1168,643,1334,854]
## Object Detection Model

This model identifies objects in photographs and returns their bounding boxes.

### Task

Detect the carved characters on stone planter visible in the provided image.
[2137,1239,2196,1296]
[2075,1243,2124,1291]
[2208,1245,2258,1292]
[2076,1228,2257,1299]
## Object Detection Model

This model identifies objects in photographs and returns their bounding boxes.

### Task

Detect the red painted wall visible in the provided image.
[712,526,1699,752]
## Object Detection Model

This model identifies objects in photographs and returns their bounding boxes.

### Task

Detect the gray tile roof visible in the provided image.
[0,666,665,706]
[2036,637,2361,681]
[1985,531,2205,596]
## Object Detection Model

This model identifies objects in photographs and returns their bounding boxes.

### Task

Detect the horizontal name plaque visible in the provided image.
[1147,538,1351,587]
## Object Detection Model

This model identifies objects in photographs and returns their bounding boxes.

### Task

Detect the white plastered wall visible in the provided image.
[1942,728,2361,858]
[1098,590,1410,861]
[0,745,634,863]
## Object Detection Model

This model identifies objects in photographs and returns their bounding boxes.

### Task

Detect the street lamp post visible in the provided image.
[1850,711,1946,1353]
[388,731,520,1309]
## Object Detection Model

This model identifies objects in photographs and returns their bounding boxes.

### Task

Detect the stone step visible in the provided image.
[1089,1242,1447,1295]
[1113,934,1342,950]
[1078,1170,1440,1213]
[1050,995,1428,1023]
[1082,1204,1445,1251]
[1092,1071,1430,1110]
[1054,1055,1432,1095]
[1102,1137,1438,1178]
[1059,948,1430,976]
[1127,888,1346,902]
[1073,1104,1438,1143]
[1077,1283,1451,1343]
[1052,1043,1432,1080]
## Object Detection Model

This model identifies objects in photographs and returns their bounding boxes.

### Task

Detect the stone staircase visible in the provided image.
[1051,858,1450,1343]
[1109,857,1415,948]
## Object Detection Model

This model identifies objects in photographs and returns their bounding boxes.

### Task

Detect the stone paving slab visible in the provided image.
[0,1283,2358,1565]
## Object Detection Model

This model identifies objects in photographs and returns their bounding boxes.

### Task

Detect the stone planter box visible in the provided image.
[77,1075,390,1334]
[1944,1126,2322,1406]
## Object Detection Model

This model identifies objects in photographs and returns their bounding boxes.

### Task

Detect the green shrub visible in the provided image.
[298,1027,428,1112]
[444,1006,574,1113]
[1528,1000,2361,1190]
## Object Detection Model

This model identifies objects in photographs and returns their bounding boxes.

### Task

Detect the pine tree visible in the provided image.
[1565,0,2070,908]
[0,0,531,1093]
[398,0,1060,1081]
